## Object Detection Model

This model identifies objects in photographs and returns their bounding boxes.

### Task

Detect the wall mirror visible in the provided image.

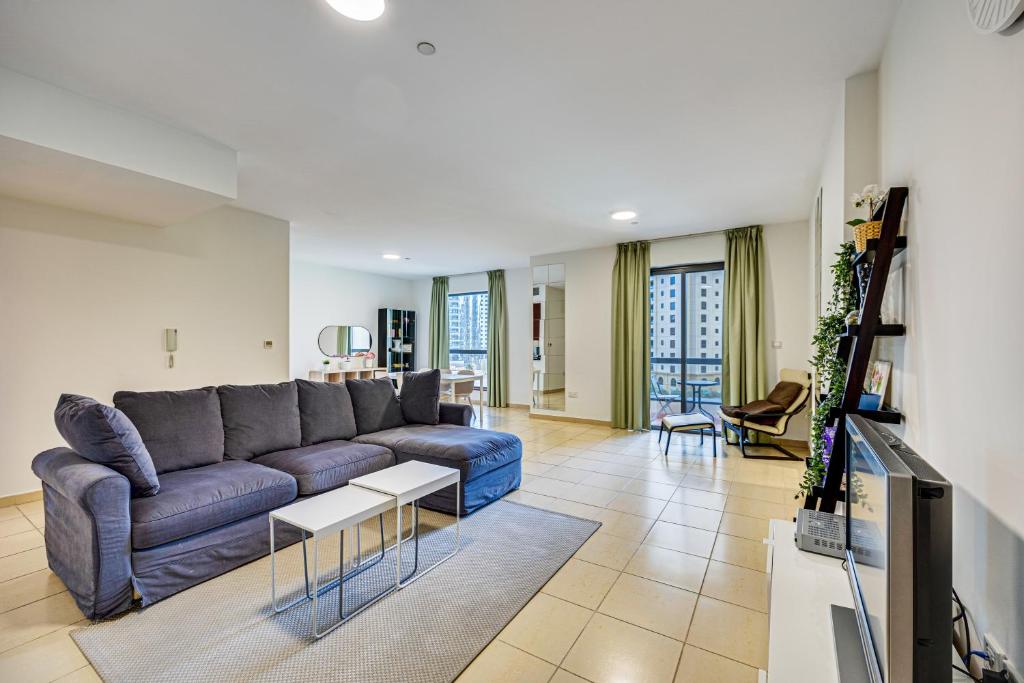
[531,263,566,412]
[318,325,372,357]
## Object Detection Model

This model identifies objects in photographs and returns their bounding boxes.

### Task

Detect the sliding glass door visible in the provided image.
[649,263,725,424]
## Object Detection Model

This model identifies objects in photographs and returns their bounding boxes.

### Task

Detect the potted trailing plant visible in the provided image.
[800,241,857,498]
[321,359,331,378]
[847,184,886,252]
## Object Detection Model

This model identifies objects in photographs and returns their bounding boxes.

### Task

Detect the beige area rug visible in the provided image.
[72,500,599,682]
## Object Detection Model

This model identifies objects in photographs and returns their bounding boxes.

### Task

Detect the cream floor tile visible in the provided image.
[573,533,641,571]
[559,484,619,508]
[0,507,24,522]
[634,469,686,485]
[622,479,678,500]
[658,503,723,532]
[520,477,573,498]
[0,622,88,682]
[542,557,620,610]
[0,530,44,559]
[456,639,556,683]
[0,517,35,538]
[0,548,48,583]
[685,596,769,670]
[546,499,609,521]
[54,667,103,683]
[25,513,44,531]
[675,644,758,683]
[550,670,589,683]
[624,544,709,593]
[670,487,728,511]
[526,452,572,466]
[644,521,717,558]
[17,501,43,516]
[562,613,683,683]
[561,457,608,473]
[710,534,769,572]
[718,513,770,542]
[680,475,731,494]
[598,573,697,641]
[521,461,554,476]
[606,493,667,519]
[498,593,592,664]
[538,466,592,484]
[503,490,560,510]
[699,561,769,612]
[0,591,83,653]
[598,511,656,542]
[724,496,797,521]
[727,482,794,504]
[578,472,634,492]
[0,569,67,613]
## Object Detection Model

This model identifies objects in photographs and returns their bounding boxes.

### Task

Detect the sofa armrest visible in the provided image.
[31,447,133,619]
[439,402,474,427]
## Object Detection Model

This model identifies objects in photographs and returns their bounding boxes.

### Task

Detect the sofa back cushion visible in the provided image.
[218,382,301,460]
[54,394,160,496]
[347,377,406,435]
[399,369,441,425]
[295,379,357,445]
[114,387,224,474]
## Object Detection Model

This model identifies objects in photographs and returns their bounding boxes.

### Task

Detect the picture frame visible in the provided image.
[864,360,892,403]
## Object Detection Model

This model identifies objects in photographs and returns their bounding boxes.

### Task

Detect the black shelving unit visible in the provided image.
[377,308,416,373]
[805,187,908,514]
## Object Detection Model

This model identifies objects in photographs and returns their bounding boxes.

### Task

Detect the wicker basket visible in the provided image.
[854,220,882,252]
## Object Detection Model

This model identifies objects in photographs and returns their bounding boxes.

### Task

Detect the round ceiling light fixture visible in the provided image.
[381,253,402,260]
[325,0,385,21]
[417,42,436,56]
[610,210,638,221]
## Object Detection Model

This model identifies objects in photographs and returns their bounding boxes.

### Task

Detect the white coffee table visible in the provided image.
[270,485,396,637]
[349,460,461,588]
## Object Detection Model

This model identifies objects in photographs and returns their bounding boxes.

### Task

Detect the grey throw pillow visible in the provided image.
[54,394,160,497]
[347,377,406,435]
[399,370,441,425]
[218,382,302,460]
[295,379,358,445]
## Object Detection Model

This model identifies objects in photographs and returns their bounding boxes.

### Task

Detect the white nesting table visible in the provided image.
[270,485,396,637]
[349,460,461,588]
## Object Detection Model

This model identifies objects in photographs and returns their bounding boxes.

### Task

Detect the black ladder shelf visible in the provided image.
[805,187,908,514]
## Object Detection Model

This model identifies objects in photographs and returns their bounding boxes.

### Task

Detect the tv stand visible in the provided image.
[767,519,973,682]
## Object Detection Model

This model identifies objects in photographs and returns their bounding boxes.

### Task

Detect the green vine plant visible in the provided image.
[800,241,857,498]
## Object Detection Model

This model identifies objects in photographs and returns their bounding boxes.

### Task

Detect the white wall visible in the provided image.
[533,225,811,432]
[876,0,1024,665]
[0,196,290,498]
[412,268,533,406]
[289,261,415,378]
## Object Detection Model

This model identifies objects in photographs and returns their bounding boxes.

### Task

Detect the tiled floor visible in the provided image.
[0,406,805,682]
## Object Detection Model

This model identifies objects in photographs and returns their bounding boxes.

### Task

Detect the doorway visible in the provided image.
[649,262,725,426]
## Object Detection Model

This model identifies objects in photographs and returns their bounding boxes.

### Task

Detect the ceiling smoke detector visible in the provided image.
[417,42,436,56]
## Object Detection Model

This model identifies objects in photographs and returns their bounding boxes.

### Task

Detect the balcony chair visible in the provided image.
[719,369,811,460]
[649,375,683,417]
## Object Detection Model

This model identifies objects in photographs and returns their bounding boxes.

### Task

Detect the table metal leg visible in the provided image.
[272,522,312,614]
[396,482,461,589]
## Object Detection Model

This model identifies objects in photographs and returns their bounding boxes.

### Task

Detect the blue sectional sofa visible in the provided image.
[32,375,522,619]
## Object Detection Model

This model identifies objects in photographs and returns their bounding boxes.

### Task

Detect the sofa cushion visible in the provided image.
[218,382,301,460]
[295,379,357,445]
[53,394,160,497]
[254,440,394,495]
[113,387,223,475]
[347,378,406,435]
[129,460,296,549]
[353,424,521,481]
[399,369,441,425]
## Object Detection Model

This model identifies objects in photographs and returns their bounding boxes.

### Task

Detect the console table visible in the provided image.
[308,367,387,383]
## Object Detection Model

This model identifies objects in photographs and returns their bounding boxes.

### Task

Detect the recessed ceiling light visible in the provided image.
[325,0,385,21]
[611,210,638,221]
[381,253,402,260]
[417,42,436,56]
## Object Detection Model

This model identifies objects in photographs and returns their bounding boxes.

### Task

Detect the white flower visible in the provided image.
[850,192,863,205]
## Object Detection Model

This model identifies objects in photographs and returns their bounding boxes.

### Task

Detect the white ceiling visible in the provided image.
[0,0,897,278]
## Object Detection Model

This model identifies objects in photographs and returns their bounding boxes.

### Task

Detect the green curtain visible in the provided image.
[722,225,768,443]
[428,276,449,369]
[487,270,509,407]
[611,241,651,431]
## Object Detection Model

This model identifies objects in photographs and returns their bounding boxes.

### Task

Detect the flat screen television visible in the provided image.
[845,415,953,683]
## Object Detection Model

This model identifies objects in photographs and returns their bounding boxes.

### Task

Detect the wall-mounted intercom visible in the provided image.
[165,328,178,368]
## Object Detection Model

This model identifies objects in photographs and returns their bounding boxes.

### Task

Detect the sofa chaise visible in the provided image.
[32,372,522,619]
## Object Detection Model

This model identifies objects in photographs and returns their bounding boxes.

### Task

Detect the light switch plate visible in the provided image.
[771,340,783,349]
[263,340,273,349]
